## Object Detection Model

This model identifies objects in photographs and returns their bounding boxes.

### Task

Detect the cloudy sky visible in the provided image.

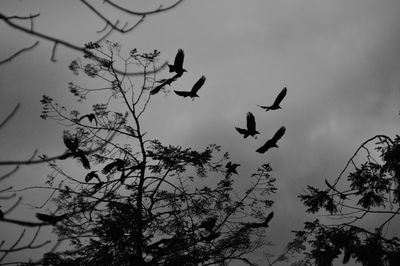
[1,0,400,265]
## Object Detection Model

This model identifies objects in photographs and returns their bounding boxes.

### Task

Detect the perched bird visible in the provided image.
[85,171,101,183]
[235,112,260,139]
[168,49,187,75]
[241,212,274,229]
[259,87,287,111]
[78,113,97,126]
[35,213,66,225]
[199,217,217,232]
[256,126,286,154]
[225,162,240,175]
[174,76,206,99]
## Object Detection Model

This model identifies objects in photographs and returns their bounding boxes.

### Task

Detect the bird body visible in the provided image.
[61,135,90,169]
[259,87,287,111]
[256,126,286,154]
[35,213,66,225]
[168,49,186,75]
[174,76,206,99]
[199,217,217,232]
[235,112,259,139]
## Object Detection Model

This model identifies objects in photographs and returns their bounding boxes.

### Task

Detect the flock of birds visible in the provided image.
[0,50,287,226]
[152,49,288,155]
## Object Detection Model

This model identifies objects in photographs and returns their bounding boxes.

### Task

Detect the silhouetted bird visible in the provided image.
[35,213,66,225]
[60,135,90,169]
[174,76,206,99]
[63,134,79,153]
[259,87,287,111]
[256,126,286,154]
[85,171,101,183]
[0,206,4,220]
[78,113,97,126]
[241,212,274,229]
[102,159,126,174]
[150,76,177,95]
[168,49,187,75]
[225,161,240,175]
[199,217,217,232]
[235,112,260,139]
[74,149,90,169]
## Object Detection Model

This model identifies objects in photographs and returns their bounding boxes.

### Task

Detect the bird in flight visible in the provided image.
[85,171,101,183]
[168,49,187,75]
[78,113,97,126]
[256,126,286,154]
[259,87,287,111]
[225,161,240,175]
[174,76,206,99]
[59,134,90,169]
[35,213,66,225]
[235,112,260,139]
[241,211,274,229]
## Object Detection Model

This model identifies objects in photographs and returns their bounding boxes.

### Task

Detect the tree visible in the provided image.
[290,132,400,265]
[27,43,278,265]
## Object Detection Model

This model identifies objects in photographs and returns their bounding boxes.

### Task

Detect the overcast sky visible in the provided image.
[1,0,400,265]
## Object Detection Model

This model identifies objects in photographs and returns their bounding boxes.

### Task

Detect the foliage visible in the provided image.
[290,134,400,266]
[36,42,277,265]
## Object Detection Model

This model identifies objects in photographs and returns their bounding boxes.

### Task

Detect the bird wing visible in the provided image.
[225,162,232,169]
[78,114,89,122]
[85,171,98,183]
[76,150,90,169]
[272,87,287,107]
[174,49,185,69]
[235,127,248,136]
[174,90,190,97]
[247,112,256,132]
[265,211,274,224]
[150,84,164,95]
[102,161,117,174]
[256,140,273,154]
[191,76,206,94]
[271,126,286,142]
[258,105,271,110]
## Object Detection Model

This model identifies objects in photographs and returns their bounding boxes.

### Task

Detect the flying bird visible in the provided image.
[199,217,217,232]
[168,49,187,75]
[225,161,240,175]
[174,76,206,99]
[241,212,274,229]
[256,126,286,154]
[235,112,260,139]
[258,87,287,111]
[35,213,66,225]
[150,76,177,95]
[85,171,101,183]
[102,159,126,174]
[60,134,90,169]
[78,113,97,126]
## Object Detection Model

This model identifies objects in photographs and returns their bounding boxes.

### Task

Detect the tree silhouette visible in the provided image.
[289,132,400,266]
[27,43,278,265]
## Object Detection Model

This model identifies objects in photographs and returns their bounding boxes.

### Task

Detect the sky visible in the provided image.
[1,0,400,265]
